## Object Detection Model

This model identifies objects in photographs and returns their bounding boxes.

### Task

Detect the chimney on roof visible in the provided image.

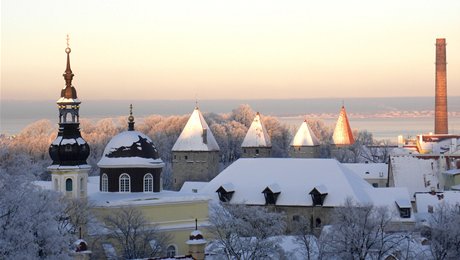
[435,38,448,134]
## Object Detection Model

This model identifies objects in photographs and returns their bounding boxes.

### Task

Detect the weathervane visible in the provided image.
[65,34,71,54]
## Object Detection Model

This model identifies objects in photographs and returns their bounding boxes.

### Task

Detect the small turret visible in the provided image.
[186,219,207,260]
[241,112,272,158]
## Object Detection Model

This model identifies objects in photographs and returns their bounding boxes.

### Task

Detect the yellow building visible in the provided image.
[87,176,210,258]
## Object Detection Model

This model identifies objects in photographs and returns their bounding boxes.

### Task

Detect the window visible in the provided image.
[292,215,300,222]
[185,155,188,160]
[144,173,153,192]
[262,186,281,205]
[399,208,411,218]
[255,149,260,155]
[216,185,235,202]
[315,218,322,227]
[166,245,176,258]
[309,187,328,206]
[119,173,130,192]
[80,177,84,192]
[365,171,370,174]
[65,178,73,191]
[174,155,176,159]
[244,149,247,153]
[372,183,379,188]
[101,174,108,192]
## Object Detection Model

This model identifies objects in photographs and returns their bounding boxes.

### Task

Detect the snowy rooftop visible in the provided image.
[179,181,208,193]
[172,108,220,152]
[390,156,440,199]
[290,120,320,146]
[343,163,388,180]
[200,158,412,218]
[332,106,354,146]
[241,113,271,148]
[97,130,164,168]
[415,191,460,214]
[87,176,210,207]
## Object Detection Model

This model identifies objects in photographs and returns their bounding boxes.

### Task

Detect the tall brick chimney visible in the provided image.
[435,38,448,134]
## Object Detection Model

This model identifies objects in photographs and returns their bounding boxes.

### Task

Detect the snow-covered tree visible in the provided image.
[207,203,286,260]
[103,206,170,259]
[0,169,74,259]
[428,203,460,260]
[293,215,323,260]
[322,198,406,260]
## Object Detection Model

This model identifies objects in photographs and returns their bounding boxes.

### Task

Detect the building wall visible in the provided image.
[172,151,220,190]
[91,200,209,257]
[241,147,271,158]
[50,168,89,199]
[289,146,320,158]
[100,167,162,192]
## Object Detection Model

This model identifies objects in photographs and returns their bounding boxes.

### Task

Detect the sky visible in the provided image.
[2,0,460,100]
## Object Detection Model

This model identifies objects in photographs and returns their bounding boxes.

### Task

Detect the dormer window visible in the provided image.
[395,199,411,218]
[309,185,328,206]
[262,184,281,205]
[216,183,235,202]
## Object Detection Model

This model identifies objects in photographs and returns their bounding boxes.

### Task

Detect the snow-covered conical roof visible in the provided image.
[241,112,271,148]
[333,106,355,146]
[290,120,320,146]
[172,107,220,151]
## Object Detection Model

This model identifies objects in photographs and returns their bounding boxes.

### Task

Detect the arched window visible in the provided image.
[119,173,130,192]
[66,178,73,191]
[166,245,177,258]
[144,173,153,192]
[101,174,108,192]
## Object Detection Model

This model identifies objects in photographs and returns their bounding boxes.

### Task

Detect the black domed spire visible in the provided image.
[49,36,90,166]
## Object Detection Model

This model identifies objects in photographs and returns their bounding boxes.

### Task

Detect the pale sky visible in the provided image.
[2,0,460,100]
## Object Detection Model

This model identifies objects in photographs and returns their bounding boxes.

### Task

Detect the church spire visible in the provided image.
[61,34,77,99]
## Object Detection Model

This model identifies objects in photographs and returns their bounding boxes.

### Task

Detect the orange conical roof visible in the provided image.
[332,106,355,146]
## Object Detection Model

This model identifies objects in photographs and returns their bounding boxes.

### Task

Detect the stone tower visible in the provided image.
[241,112,272,158]
[289,120,320,158]
[171,106,220,190]
[435,38,448,134]
[48,36,90,199]
[332,105,355,147]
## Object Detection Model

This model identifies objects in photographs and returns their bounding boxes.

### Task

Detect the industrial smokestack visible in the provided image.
[435,38,448,134]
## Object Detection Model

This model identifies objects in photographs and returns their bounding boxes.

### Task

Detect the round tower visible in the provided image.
[48,35,90,199]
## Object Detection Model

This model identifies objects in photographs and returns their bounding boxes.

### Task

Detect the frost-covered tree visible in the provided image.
[428,203,460,260]
[322,198,406,260]
[293,216,323,260]
[0,169,74,259]
[103,206,170,259]
[207,203,286,260]
[231,104,256,128]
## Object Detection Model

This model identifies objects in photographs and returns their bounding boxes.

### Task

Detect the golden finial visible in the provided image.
[128,104,135,131]
[65,34,71,54]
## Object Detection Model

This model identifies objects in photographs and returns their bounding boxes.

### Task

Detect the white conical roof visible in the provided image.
[333,106,355,146]
[241,113,271,148]
[290,120,320,146]
[172,107,220,151]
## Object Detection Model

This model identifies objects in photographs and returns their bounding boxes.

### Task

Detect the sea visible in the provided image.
[1,97,460,143]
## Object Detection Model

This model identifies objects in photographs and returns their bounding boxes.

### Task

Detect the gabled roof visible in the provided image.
[172,107,220,151]
[241,112,271,148]
[199,158,413,222]
[290,120,320,146]
[332,106,355,146]
[200,158,373,207]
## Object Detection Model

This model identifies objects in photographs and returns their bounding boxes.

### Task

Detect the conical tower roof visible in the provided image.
[172,107,220,151]
[291,120,320,146]
[333,106,355,146]
[242,112,271,148]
